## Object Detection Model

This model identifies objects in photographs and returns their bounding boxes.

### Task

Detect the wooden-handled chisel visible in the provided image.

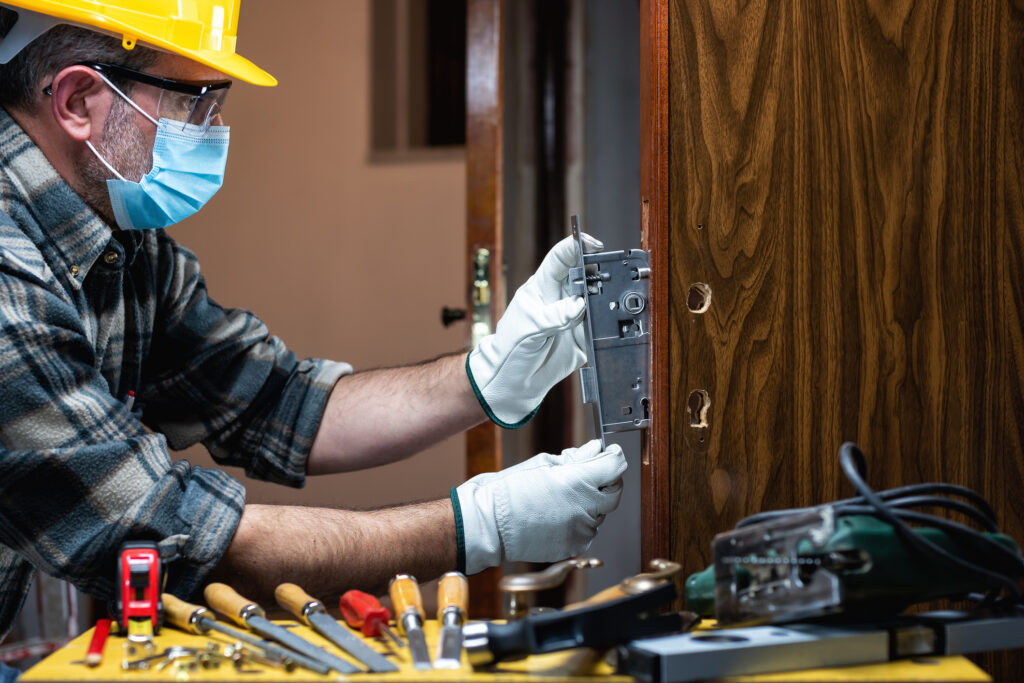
[204,583,359,674]
[434,571,468,668]
[276,583,399,673]
[162,593,328,674]
[389,574,432,670]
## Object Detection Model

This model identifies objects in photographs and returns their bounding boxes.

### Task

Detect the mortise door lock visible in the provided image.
[569,215,651,448]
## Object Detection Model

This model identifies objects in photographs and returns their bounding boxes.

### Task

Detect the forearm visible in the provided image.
[209,500,456,604]
[307,352,485,474]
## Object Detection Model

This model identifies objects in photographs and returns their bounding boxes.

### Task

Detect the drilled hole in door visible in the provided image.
[687,283,712,314]
[687,389,710,428]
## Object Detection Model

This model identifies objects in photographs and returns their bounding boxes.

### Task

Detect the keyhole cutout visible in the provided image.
[687,389,710,428]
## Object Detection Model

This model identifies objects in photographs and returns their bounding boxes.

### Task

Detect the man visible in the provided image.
[0,0,626,652]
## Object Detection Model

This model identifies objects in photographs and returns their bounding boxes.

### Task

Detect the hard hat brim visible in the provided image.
[180,49,276,87]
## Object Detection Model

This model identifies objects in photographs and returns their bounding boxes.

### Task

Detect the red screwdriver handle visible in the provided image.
[340,590,391,637]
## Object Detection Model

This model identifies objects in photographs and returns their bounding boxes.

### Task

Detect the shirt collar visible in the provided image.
[0,107,115,290]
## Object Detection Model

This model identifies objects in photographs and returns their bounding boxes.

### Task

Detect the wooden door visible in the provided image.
[465,0,504,619]
[644,0,1024,677]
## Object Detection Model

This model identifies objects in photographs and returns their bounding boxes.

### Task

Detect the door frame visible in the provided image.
[640,0,671,567]
[464,0,504,619]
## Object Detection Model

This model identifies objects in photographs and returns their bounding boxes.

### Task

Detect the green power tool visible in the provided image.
[685,443,1024,626]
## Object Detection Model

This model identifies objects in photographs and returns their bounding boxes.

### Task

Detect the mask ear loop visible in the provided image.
[94,72,159,126]
[84,139,127,182]
[84,71,160,183]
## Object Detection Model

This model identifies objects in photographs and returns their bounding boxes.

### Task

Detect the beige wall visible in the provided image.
[173,0,468,507]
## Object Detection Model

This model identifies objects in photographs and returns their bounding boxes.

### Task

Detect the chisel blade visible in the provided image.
[407,629,432,670]
[200,618,330,675]
[308,611,399,673]
[434,623,463,668]
[247,614,360,674]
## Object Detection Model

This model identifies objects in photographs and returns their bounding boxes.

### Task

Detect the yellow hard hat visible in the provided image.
[0,0,276,86]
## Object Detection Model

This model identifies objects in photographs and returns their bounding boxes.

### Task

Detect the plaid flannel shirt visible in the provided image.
[0,108,352,640]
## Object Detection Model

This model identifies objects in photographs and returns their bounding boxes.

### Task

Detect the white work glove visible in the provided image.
[467,233,604,427]
[451,439,626,575]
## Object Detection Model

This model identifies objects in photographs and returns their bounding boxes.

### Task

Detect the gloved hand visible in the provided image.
[451,439,626,575]
[467,233,604,427]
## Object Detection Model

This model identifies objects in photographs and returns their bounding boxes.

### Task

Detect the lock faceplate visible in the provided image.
[569,215,651,448]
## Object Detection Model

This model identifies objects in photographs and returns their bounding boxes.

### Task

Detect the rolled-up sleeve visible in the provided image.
[0,261,245,603]
[139,237,352,487]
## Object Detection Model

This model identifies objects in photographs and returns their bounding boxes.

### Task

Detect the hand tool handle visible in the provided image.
[436,571,468,622]
[389,574,424,633]
[161,593,211,634]
[340,589,391,636]
[85,618,111,666]
[464,581,681,666]
[204,582,265,627]
[274,583,319,624]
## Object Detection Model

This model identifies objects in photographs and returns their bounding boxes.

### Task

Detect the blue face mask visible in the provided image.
[86,76,230,231]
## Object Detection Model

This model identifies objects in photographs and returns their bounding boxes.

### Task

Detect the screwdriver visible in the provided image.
[339,589,405,650]
[434,571,468,668]
[161,593,327,674]
[389,574,432,670]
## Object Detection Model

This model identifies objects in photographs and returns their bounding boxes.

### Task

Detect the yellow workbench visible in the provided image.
[21,620,990,683]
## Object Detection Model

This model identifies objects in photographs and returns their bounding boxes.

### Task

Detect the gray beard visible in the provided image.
[75,96,154,227]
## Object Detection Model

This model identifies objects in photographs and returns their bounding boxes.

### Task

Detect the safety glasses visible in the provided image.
[46,61,232,132]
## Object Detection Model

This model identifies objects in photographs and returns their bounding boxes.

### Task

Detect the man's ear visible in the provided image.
[48,65,110,143]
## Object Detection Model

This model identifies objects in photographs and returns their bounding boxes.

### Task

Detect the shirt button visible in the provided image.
[69,265,80,276]
[103,251,120,265]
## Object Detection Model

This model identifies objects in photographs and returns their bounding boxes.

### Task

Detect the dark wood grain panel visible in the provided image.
[666,0,1024,675]
[668,0,798,570]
